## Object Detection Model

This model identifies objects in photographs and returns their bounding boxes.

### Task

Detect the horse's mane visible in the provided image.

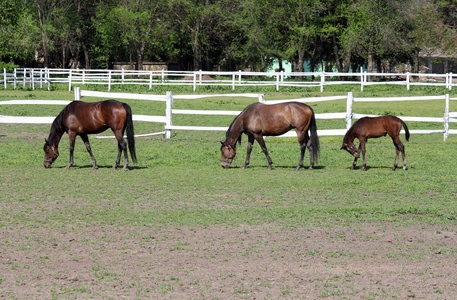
[343,124,355,144]
[225,103,256,147]
[46,103,71,145]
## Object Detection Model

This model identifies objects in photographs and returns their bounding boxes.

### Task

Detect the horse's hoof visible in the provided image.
[112,165,118,170]
[122,167,129,171]
[267,166,272,170]
[93,165,99,170]
[308,166,313,170]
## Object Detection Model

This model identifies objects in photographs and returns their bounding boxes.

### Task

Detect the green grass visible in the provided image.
[1,84,457,229]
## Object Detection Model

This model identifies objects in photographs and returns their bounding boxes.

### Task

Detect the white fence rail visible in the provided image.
[2,68,456,92]
[1,89,456,141]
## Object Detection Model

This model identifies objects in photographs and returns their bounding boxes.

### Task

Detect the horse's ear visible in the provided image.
[220,140,225,145]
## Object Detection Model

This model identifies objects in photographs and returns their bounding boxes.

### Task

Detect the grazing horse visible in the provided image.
[43,100,137,170]
[220,102,319,170]
[341,115,409,171]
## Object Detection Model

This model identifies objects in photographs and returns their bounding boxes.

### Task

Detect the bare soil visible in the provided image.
[1,223,456,299]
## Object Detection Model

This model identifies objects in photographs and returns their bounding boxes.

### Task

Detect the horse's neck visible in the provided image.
[343,128,355,144]
[226,116,244,147]
[48,123,64,149]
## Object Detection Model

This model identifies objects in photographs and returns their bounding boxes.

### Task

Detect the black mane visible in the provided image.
[46,103,71,145]
[225,103,257,146]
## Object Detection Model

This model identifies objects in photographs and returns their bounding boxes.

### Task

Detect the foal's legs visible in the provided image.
[80,134,98,169]
[360,140,367,171]
[242,135,255,169]
[391,136,406,171]
[253,134,273,170]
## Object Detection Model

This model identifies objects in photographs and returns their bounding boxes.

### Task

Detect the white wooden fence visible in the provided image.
[2,68,456,92]
[2,89,457,140]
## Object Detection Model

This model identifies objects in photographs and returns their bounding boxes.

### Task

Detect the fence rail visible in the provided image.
[1,88,457,141]
[1,68,455,92]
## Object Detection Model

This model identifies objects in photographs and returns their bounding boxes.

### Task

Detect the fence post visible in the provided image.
[68,69,72,91]
[444,94,449,141]
[346,92,354,130]
[23,68,26,89]
[238,70,242,85]
[360,67,364,92]
[31,69,35,90]
[165,91,173,139]
[3,68,6,89]
[46,68,50,91]
[276,73,280,91]
[406,72,410,91]
[74,87,81,101]
[108,70,112,91]
[449,73,453,91]
[161,69,165,84]
[258,94,265,103]
[13,68,17,89]
[193,73,196,91]
[320,72,324,93]
[232,73,236,90]
[122,69,125,84]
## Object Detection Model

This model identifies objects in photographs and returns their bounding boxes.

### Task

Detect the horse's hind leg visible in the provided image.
[113,130,129,170]
[81,134,98,169]
[295,131,311,171]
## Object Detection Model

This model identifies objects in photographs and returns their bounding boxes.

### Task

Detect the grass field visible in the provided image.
[1,84,457,299]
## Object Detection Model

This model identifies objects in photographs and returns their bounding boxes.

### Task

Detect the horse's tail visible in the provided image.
[123,103,137,163]
[401,119,410,141]
[309,109,320,164]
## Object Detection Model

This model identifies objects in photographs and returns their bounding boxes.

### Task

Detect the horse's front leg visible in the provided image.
[255,135,273,170]
[351,144,361,170]
[242,135,254,169]
[66,133,76,169]
[81,134,98,169]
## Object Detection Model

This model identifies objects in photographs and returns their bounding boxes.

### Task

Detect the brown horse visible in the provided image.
[220,102,319,170]
[43,100,137,170]
[341,115,409,171]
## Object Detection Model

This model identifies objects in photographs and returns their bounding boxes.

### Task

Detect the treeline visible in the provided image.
[1,0,456,72]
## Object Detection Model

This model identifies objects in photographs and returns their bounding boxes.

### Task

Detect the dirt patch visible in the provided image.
[1,223,456,299]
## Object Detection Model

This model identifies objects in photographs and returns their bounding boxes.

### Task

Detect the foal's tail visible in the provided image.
[309,109,320,164]
[401,119,410,141]
[123,103,137,163]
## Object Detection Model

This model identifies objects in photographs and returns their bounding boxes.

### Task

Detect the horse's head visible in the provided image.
[220,140,236,168]
[43,139,59,168]
[341,143,360,158]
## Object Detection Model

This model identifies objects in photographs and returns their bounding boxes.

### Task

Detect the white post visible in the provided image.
[46,68,50,91]
[232,73,235,90]
[39,69,43,89]
[108,70,112,91]
[360,67,364,92]
[346,92,354,130]
[199,70,202,85]
[238,70,242,85]
[149,71,153,89]
[165,91,173,139]
[31,69,35,90]
[68,69,72,91]
[449,73,453,91]
[406,72,410,91]
[444,93,449,141]
[23,68,26,89]
[276,73,280,91]
[193,73,196,91]
[161,69,165,84]
[122,69,125,84]
[258,94,265,103]
[74,86,81,101]
[320,72,324,93]
[13,68,17,89]
[3,68,6,89]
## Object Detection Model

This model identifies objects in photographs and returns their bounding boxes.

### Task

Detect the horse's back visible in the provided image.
[354,115,403,138]
[242,102,313,135]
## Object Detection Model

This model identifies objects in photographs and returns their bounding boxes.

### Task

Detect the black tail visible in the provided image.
[123,103,137,163]
[309,110,320,164]
[401,120,410,141]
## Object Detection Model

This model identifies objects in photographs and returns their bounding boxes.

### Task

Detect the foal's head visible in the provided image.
[220,140,236,168]
[43,140,59,168]
[341,143,360,158]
